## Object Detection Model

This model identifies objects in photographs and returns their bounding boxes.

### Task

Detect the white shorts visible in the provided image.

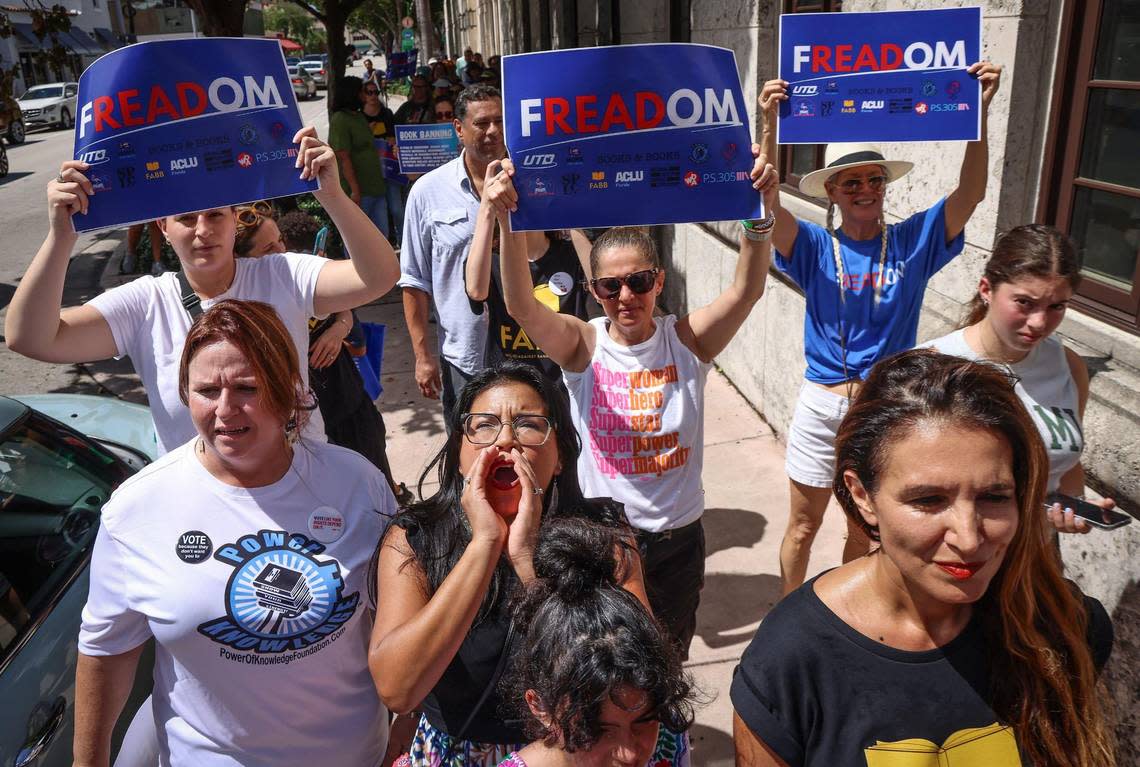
[785,381,851,488]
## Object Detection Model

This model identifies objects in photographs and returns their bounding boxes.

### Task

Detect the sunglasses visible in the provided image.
[436,110,454,119]
[589,269,659,300]
[834,175,888,194]
[235,200,274,228]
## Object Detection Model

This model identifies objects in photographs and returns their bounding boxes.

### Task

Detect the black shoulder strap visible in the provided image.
[175,270,203,321]
[453,620,516,743]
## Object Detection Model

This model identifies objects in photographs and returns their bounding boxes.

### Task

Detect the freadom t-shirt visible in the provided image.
[87,253,328,454]
[79,439,395,766]
[467,237,592,383]
[774,198,964,384]
[730,573,1113,767]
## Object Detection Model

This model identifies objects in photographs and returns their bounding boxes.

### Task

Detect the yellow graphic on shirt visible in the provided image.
[533,283,560,311]
[864,723,1021,766]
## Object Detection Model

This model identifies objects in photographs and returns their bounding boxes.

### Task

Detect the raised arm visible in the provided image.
[489,160,596,373]
[464,164,505,302]
[568,229,593,280]
[675,149,776,363]
[758,80,799,257]
[287,128,398,316]
[944,62,1002,243]
[5,160,118,363]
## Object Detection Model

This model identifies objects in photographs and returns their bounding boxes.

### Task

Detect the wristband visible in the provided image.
[741,215,775,242]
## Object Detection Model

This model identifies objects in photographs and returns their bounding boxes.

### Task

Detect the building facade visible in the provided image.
[487,0,1140,757]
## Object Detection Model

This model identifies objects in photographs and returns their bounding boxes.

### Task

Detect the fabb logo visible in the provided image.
[791,85,818,97]
[523,153,557,168]
[77,149,109,165]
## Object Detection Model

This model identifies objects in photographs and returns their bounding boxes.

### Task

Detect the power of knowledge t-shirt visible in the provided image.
[730,574,1113,767]
[775,198,964,384]
[79,439,395,766]
[564,315,712,532]
[87,253,328,454]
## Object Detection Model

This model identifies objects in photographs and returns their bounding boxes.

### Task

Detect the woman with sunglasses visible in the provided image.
[756,63,1002,595]
[330,75,391,239]
[486,148,777,658]
[6,126,398,455]
[371,363,695,766]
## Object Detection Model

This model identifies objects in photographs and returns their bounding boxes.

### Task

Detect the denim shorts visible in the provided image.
[785,381,851,488]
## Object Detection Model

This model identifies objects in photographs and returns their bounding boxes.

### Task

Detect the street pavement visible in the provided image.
[0,64,849,765]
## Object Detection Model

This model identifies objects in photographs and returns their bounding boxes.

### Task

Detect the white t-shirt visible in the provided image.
[79,439,394,767]
[564,315,712,532]
[924,329,1083,492]
[88,253,328,454]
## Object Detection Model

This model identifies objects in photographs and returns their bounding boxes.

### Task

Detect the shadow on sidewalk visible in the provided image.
[703,507,767,557]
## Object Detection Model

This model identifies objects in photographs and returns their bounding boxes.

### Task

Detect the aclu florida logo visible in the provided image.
[197,529,359,654]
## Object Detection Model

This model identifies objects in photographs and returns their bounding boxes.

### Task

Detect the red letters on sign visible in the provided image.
[93,96,120,132]
[545,97,572,135]
[635,92,664,129]
[575,94,600,133]
[146,86,179,123]
[118,89,144,127]
[176,82,207,117]
[600,93,634,132]
[812,43,906,73]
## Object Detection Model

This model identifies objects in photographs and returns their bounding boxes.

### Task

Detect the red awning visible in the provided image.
[274,37,303,51]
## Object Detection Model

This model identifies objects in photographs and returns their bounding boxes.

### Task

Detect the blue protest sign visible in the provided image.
[778,7,982,144]
[503,43,762,232]
[72,38,316,233]
[395,123,459,174]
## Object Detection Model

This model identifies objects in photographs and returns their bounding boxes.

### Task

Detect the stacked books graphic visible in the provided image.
[253,564,313,618]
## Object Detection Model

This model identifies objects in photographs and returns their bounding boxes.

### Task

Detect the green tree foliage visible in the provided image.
[265,2,323,51]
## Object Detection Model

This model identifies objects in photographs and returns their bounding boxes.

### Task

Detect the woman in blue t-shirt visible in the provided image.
[758,62,1002,593]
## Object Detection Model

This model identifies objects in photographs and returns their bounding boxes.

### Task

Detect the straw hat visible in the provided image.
[798,143,914,199]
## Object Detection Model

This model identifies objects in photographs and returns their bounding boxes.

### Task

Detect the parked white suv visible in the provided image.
[18,82,79,131]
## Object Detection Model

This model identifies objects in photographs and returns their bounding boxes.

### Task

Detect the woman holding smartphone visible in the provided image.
[924,224,1118,534]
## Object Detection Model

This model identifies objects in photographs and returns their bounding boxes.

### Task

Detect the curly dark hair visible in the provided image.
[501,516,696,751]
[455,83,500,122]
[392,362,627,621]
[276,209,322,254]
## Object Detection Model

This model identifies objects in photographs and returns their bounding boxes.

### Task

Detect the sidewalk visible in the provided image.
[92,245,850,766]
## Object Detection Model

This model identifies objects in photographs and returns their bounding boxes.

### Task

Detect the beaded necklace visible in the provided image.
[825,203,890,392]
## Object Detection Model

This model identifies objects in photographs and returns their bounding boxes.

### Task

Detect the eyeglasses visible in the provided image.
[834,175,888,194]
[436,110,454,119]
[589,269,659,300]
[461,413,554,446]
[235,200,273,228]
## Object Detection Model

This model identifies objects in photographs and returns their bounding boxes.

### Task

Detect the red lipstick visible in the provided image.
[936,562,985,581]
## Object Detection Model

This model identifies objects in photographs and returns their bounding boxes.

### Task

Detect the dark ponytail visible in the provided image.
[962,224,1081,327]
[502,517,696,752]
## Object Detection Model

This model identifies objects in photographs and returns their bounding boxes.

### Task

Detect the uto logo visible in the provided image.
[523,153,557,168]
[791,84,818,97]
[197,529,360,654]
[237,152,254,168]
[78,149,109,165]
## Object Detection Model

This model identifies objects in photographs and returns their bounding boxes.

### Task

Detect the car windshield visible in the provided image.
[287,67,299,75]
[21,86,63,100]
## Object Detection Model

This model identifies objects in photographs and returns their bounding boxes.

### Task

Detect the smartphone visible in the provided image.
[1044,493,1133,531]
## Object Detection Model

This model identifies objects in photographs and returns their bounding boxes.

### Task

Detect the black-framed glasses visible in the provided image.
[461,413,554,446]
[834,175,888,194]
[588,269,659,300]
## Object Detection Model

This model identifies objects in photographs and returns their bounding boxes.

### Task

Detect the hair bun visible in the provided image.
[533,517,621,602]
